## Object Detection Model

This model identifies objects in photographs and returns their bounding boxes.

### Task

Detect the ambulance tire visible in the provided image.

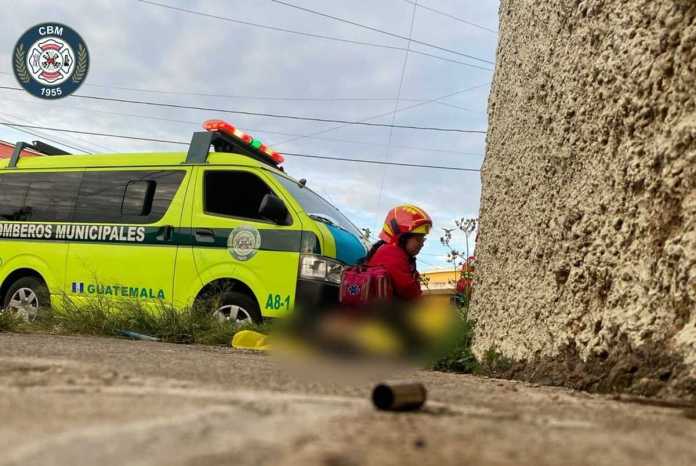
[211,291,262,325]
[2,276,50,321]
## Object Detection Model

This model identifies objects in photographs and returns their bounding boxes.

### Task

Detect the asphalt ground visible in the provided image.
[1,332,695,466]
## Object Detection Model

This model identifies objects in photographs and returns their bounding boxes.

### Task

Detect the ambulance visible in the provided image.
[0,120,368,323]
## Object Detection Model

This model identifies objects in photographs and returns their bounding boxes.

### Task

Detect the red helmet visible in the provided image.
[379,205,433,244]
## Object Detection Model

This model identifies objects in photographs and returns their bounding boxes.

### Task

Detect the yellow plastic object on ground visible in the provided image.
[231,330,271,351]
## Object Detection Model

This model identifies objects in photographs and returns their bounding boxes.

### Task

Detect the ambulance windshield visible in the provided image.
[272,174,362,238]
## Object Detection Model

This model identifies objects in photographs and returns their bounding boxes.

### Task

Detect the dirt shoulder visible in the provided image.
[0,333,695,466]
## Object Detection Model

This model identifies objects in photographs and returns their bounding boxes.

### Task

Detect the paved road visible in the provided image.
[0,333,694,466]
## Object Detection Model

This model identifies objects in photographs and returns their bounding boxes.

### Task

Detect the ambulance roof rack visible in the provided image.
[185,119,285,169]
[7,140,71,169]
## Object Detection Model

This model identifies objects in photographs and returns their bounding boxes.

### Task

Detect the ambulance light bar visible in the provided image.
[202,119,285,165]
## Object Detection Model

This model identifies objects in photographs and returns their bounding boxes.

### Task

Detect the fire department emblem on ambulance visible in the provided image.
[13,23,89,99]
[227,226,262,261]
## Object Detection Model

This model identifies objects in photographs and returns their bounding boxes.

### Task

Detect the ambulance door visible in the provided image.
[65,169,189,306]
[191,167,302,318]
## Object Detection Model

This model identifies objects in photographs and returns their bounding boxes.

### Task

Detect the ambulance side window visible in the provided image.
[0,174,29,221]
[0,172,81,222]
[74,170,185,224]
[204,171,273,221]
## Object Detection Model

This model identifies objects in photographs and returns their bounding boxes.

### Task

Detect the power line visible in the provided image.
[420,253,449,258]
[268,0,494,65]
[417,258,440,268]
[270,83,490,146]
[1,123,184,146]
[0,94,486,157]
[0,123,482,173]
[82,85,426,103]
[0,108,114,153]
[0,121,92,154]
[283,152,481,172]
[0,112,98,154]
[137,0,493,71]
[0,70,478,103]
[377,0,418,212]
[401,0,498,34]
[434,101,482,113]
[0,86,487,134]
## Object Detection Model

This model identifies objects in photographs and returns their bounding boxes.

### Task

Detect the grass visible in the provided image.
[478,346,515,376]
[0,295,268,346]
[2,291,482,370]
[0,309,24,333]
[2,292,510,380]
[427,293,516,376]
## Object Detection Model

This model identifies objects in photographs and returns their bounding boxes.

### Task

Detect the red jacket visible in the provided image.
[367,243,422,301]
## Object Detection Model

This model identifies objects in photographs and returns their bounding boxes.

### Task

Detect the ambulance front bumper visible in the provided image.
[295,279,339,314]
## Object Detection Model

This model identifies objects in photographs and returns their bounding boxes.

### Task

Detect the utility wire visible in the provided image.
[0,86,487,134]
[0,70,469,104]
[137,0,493,71]
[435,101,482,113]
[268,0,493,65]
[276,152,481,172]
[81,85,426,102]
[271,83,489,146]
[0,123,481,173]
[0,94,486,157]
[420,253,449,258]
[1,124,184,146]
[416,258,439,268]
[0,108,114,153]
[0,112,98,154]
[377,0,417,212]
[0,121,92,154]
[401,0,498,34]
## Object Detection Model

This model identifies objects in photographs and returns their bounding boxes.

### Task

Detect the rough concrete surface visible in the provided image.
[1,333,696,466]
[473,0,696,398]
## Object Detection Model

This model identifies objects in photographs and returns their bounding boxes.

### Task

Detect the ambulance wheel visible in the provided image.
[2,276,50,322]
[210,291,262,325]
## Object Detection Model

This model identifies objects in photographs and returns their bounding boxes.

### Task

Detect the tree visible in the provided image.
[440,217,478,308]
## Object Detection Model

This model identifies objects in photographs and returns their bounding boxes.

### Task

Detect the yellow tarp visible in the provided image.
[231,330,271,351]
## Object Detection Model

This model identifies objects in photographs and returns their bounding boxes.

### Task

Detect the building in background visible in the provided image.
[421,269,458,306]
[0,140,41,159]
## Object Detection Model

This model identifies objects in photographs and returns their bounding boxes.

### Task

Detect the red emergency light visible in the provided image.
[203,119,285,165]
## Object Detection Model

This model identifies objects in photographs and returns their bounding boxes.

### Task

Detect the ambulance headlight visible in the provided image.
[300,255,344,284]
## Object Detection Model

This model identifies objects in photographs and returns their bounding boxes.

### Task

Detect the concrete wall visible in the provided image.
[473,0,696,398]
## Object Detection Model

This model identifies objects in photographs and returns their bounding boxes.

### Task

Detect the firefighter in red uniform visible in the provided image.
[298,205,433,356]
[366,205,432,301]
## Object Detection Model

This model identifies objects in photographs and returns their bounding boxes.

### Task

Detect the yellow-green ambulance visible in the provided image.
[0,120,368,323]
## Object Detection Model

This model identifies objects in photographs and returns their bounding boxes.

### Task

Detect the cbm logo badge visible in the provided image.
[227,226,262,262]
[13,23,89,99]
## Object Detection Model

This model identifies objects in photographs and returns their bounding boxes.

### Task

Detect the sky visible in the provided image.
[0,0,500,270]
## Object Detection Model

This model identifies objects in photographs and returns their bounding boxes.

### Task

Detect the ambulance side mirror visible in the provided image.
[259,193,290,225]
